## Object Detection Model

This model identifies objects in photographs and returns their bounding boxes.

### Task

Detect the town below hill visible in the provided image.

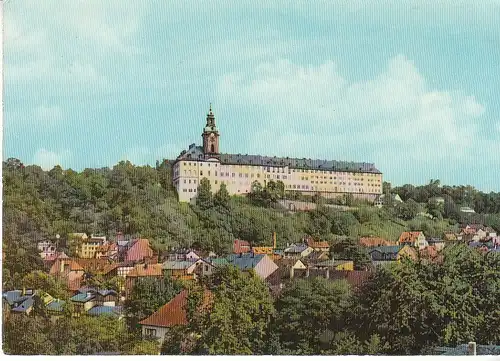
[2,159,500,355]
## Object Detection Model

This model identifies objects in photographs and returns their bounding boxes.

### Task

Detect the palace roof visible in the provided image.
[175,145,381,174]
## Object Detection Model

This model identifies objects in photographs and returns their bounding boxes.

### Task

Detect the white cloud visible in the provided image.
[217,55,487,185]
[32,149,71,170]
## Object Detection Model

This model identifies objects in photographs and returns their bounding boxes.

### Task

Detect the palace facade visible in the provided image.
[172,106,383,203]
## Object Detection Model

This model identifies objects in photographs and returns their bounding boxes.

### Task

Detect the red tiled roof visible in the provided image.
[305,236,329,249]
[126,263,163,278]
[398,231,423,244]
[233,239,251,254]
[359,237,395,247]
[126,239,154,262]
[139,289,212,327]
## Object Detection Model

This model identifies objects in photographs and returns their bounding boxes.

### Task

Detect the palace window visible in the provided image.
[200,171,203,176]
[215,171,217,176]
[189,180,191,184]
[245,174,248,178]
[257,174,260,178]
[232,173,235,177]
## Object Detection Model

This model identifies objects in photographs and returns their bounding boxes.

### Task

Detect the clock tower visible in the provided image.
[202,104,220,155]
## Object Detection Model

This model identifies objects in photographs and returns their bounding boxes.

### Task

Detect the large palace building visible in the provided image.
[172,106,383,203]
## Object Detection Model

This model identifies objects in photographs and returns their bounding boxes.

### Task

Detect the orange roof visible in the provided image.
[139,289,212,327]
[398,232,423,243]
[305,237,329,249]
[127,263,163,278]
[49,259,85,275]
[359,237,395,247]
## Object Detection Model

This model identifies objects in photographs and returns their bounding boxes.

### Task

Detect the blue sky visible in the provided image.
[4,0,500,191]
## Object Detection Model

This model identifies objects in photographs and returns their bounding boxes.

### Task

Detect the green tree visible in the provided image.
[196,177,213,210]
[3,314,55,355]
[214,183,230,209]
[272,277,353,355]
[163,266,275,355]
[21,271,69,299]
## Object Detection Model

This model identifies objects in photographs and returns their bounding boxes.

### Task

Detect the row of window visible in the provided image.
[180,162,380,177]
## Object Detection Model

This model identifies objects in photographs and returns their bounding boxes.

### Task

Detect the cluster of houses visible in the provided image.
[5,223,499,346]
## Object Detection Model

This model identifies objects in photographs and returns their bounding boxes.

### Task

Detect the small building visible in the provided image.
[139,289,212,345]
[398,231,428,250]
[233,239,251,254]
[125,263,164,297]
[38,240,57,260]
[304,236,330,252]
[162,260,197,280]
[374,194,403,208]
[226,254,279,280]
[368,245,417,267]
[283,244,314,259]
[78,236,107,259]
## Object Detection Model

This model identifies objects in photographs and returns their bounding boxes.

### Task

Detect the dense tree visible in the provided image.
[272,277,352,355]
[162,266,275,355]
[124,277,182,332]
[3,314,55,355]
[196,178,213,210]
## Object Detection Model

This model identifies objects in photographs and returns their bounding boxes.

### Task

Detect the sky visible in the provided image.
[3,0,500,191]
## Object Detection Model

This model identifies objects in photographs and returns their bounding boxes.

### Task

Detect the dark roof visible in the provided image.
[12,296,34,313]
[175,145,381,174]
[2,290,23,306]
[226,254,265,270]
[368,245,404,254]
[46,300,66,312]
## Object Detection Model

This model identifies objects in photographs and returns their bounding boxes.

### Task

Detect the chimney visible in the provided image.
[273,232,277,249]
[467,342,476,356]
[60,260,65,273]
[86,292,92,299]
[289,267,294,279]
[325,268,330,279]
[305,268,310,278]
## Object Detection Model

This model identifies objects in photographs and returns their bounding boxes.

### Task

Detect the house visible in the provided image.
[314,259,354,271]
[368,245,417,267]
[233,239,251,254]
[274,259,307,279]
[374,193,403,207]
[125,263,164,297]
[38,240,57,260]
[95,242,118,260]
[304,236,330,252]
[49,258,86,292]
[359,237,395,247]
[70,288,120,317]
[433,343,500,356]
[283,244,314,259]
[139,289,212,345]
[303,250,330,264]
[3,290,64,317]
[43,251,69,269]
[226,254,279,280]
[164,248,200,262]
[46,299,67,320]
[443,232,458,242]
[77,236,107,259]
[162,259,203,280]
[2,289,35,315]
[427,238,446,251]
[193,259,218,277]
[126,239,154,263]
[398,231,428,249]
